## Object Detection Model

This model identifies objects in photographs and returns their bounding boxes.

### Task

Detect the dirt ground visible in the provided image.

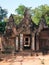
[0,54,49,65]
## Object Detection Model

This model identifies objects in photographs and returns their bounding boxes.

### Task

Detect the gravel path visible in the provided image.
[0,55,49,65]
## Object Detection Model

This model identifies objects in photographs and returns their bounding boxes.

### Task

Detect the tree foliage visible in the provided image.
[15,5,32,16]
[4,17,8,22]
[15,5,26,16]
[0,6,7,21]
[13,14,23,25]
[0,6,7,33]
[32,4,49,25]
[15,5,33,24]
[0,22,6,33]
[15,4,49,25]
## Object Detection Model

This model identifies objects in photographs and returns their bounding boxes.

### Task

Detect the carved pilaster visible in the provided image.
[16,36,19,51]
[20,34,23,51]
[36,35,39,51]
[0,36,4,51]
[31,33,35,51]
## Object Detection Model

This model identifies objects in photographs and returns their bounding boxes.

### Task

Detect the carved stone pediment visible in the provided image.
[17,9,37,33]
[37,15,48,35]
[39,15,47,29]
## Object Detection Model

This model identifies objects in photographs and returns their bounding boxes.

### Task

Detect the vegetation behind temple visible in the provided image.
[0,22,6,33]
[15,4,49,25]
[0,4,49,33]
[0,6,7,33]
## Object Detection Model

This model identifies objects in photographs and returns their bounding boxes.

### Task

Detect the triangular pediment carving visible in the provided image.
[17,8,37,33]
[37,15,48,35]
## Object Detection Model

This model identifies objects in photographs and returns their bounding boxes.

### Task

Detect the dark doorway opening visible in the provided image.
[23,34,31,50]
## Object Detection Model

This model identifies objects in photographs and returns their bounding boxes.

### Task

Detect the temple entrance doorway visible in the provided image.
[23,34,31,50]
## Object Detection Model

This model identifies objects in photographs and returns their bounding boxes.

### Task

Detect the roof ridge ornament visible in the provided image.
[39,15,47,28]
[24,8,31,19]
[9,14,14,22]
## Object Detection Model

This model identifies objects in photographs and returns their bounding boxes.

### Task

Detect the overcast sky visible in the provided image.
[0,0,49,17]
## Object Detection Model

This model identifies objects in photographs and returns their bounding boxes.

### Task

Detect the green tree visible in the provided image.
[13,14,23,25]
[32,4,49,25]
[15,5,32,16]
[15,5,27,16]
[0,22,6,33]
[15,4,49,25]
[15,5,33,24]
[4,17,8,22]
[0,6,7,21]
[0,6,7,33]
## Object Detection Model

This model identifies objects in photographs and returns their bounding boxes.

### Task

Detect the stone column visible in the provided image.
[36,36,39,51]
[0,36,4,51]
[0,37,2,50]
[16,36,19,51]
[20,34,23,51]
[31,34,35,51]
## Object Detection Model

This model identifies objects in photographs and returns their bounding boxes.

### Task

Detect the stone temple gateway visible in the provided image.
[0,9,49,52]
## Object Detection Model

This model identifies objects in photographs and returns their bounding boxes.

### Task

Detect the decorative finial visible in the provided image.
[9,14,14,22]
